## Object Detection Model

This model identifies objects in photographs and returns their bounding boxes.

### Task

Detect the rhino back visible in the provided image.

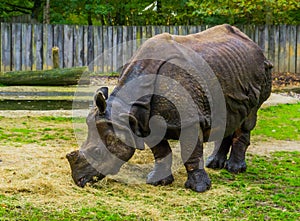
[150,25,271,138]
[109,24,272,139]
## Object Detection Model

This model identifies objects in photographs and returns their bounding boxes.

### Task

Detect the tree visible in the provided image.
[0,0,45,22]
[186,0,300,25]
[1,0,299,25]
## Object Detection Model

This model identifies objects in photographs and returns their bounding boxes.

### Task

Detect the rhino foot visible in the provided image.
[146,171,174,186]
[185,169,211,193]
[205,155,227,169]
[224,159,247,173]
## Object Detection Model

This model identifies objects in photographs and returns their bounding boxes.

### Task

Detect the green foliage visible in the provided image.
[0,0,34,17]
[0,0,44,22]
[187,0,300,25]
[1,0,299,25]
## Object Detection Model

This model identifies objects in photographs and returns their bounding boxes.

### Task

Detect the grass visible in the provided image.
[252,103,300,141]
[0,116,75,145]
[0,151,299,220]
[0,104,299,220]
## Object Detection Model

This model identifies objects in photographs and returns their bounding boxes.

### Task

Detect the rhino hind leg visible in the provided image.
[146,139,174,186]
[225,111,257,173]
[224,129,250,173]
[206,135,233,169]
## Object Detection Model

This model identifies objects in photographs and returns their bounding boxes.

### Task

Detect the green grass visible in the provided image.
[0,104,299,220]
[0,116,76,145]
[0,195,137,221]
[253,103,300,141]
[0,151,299,220]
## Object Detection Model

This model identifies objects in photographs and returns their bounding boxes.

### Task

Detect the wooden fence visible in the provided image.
[0,23,299,73]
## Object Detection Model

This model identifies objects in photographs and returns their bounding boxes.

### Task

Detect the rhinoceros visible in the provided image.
[67,24,273,192]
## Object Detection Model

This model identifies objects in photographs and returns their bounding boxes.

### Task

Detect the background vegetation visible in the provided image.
[0,0,299,25]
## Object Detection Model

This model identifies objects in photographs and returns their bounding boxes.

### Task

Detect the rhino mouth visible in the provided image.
[77,176,88,187]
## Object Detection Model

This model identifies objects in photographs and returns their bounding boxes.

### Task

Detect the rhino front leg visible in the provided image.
[146,139,174,186]
[225,129,250,173]
[206,135,232,169]
[181,132,211,193]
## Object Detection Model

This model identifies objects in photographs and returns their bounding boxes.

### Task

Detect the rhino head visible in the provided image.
[67,87,140,187]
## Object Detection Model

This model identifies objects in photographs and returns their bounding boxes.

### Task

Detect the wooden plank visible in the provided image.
[274,25,280,72]
[140,26,147,44]
[164,26,170,34]
[257,25,265,53]
[264,25,269,59]
[137,26,143,49]
[132,26,137,54]
[1,23,12,71]
[112,26,118,72]
[73,25,82,67]
[116,26,123,72]
[93,26,103,73]
[83,25,88,67]
[268,25,276,69]
[126,26,133,63]
[122,26,128,66]
[43,24,53,70]
[154,26,161,35]
[63,25,73,68]
[285,26,291,72]
[107,26,113,73]
[297,26,300,73]
[172,26,179,35]
[245,25,255,41]
[102,26,109,73]
[21,24,32,70]
[178,26,183,35]
[189,26,197,34]
[288,25,296,73]
[279,25,287,73]
[12,23,22,71]
[32,24,43,71]
[182,25,188,35]
[0,23,1,72]
[146,25,152,39]
[87,25,94,71]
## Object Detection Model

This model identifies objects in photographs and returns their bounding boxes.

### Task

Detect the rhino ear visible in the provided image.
[97,87,108,99]
[94,87,108,114]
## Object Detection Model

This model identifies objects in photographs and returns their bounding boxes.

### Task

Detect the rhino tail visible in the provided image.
[264,60,273,70]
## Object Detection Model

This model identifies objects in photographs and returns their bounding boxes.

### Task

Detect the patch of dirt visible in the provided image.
[272,72,300,89]
[248,140,300,155]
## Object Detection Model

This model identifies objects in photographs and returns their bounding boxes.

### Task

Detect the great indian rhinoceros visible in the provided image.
[67,24,273,192]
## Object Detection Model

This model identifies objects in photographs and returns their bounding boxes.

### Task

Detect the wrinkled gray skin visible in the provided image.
[67,24,272,192]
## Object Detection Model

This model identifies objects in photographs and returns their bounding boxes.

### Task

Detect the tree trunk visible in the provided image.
[43,0,50,24]
[0,67,89,86]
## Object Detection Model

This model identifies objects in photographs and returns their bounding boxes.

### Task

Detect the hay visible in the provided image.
[0,115,230,220]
